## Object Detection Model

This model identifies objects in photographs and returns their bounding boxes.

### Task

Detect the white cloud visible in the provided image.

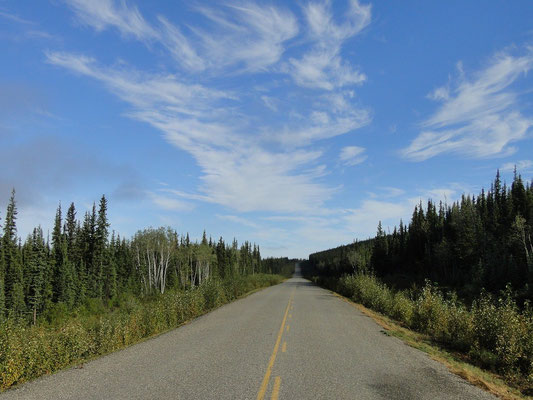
[191,3,298,72]
[289,50,366,90]
[46,52,337,214]
[421,188,457,204]
[287,0,370,90]
[190,146,332,213]
[500,159,533,173]
[0,10,35,25]
[63,1,298,74]
[158,16,205,72]
[216,214,259,228]
[344,199,413,237]
[271,92,371,146]
[49,1,374,225]
[403,48,533,161]
[380,187,405,198]
[64,0,158,40]
[45,52,233,117]
[261,95,278,112]
[340,146,366,166]
[148,192,192,212]
[427,86,450,101]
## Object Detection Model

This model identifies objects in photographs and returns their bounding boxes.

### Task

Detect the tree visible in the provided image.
[92,196,110,298]
[371,221,389,275]
[51,203,76,306]
[27,227,49,324]
[64,202,77,258]
[133,227,177,294]
[51,203,63,301]
[2,190,26,318]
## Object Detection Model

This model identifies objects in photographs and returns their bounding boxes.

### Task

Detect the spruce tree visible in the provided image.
[51,203,63,301]
[84,205,99,297]
[2,190,26,318]
[27,227,48,323]
[64,202,77,258]
[51,203,77,307]
[94,196,110,298]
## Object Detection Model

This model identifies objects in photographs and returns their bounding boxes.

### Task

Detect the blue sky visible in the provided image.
[1,0,533,258]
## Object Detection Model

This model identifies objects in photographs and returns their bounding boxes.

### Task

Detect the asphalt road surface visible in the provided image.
[1,266,496,399]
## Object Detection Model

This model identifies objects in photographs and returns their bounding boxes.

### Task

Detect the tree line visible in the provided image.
[307,169,533,300]
[0,191,287,324]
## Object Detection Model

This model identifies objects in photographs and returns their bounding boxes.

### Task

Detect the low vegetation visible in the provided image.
[0,273,284,391]
[310,273,533,395]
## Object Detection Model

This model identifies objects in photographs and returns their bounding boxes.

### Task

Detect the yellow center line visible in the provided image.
[289,314,292,318]
[271,376,282,400]
[256,293,293,400]
[282,342,287,353]
[286,325,290,332]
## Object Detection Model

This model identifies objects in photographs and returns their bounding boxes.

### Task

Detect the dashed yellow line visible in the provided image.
[271,376,281,400]
[282,342,287,353]
[256,294,293,400]
[286,325,290,332]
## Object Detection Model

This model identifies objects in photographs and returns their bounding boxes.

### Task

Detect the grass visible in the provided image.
[0,274,285,391]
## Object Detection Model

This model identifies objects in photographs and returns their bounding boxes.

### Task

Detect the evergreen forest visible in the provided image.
[307,170,533,301]
[0,191,293,325]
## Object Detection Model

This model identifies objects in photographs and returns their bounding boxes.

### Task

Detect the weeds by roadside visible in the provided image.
[311,273,533,396]
[0,274,283,391]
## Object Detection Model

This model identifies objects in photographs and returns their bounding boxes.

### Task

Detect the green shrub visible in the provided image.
[441,297,474,352]
[319,273,533,385]
[0,274,283,391]
[391,291,414,326]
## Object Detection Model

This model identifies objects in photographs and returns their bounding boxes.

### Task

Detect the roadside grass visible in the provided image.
[0,274,285,392]
[308,274,533,400]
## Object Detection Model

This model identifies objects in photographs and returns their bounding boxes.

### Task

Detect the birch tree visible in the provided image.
[133,227,177,294]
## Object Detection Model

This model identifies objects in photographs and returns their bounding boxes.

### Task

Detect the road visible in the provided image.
[1,266,495,400]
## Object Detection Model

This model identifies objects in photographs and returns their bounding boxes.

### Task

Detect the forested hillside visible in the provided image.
[0,190,290,324]
[307,170,533,300]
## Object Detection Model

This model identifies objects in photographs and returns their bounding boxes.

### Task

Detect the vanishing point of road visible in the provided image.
[1,266,495,400]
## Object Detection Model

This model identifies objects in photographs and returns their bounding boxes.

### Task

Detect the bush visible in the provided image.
[321,273,533,385]
[0,274,284,391]
[412,281,449,337]
[391,291,414,326]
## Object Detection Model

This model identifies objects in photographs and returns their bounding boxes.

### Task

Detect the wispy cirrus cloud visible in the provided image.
[49,0,373,222]
[64,0,158,40]
[192,3,298,72]
[46,51,335,213]
[216,214,259,229]
[403,47,533,161]
[0,10,35,25]
[63,0,298,73]
[339,145,366,166]
[271,91,371,146]
[500,159,533,173]
[157,16,205,72]
[287,0,370,90]
[147,192,193,212]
